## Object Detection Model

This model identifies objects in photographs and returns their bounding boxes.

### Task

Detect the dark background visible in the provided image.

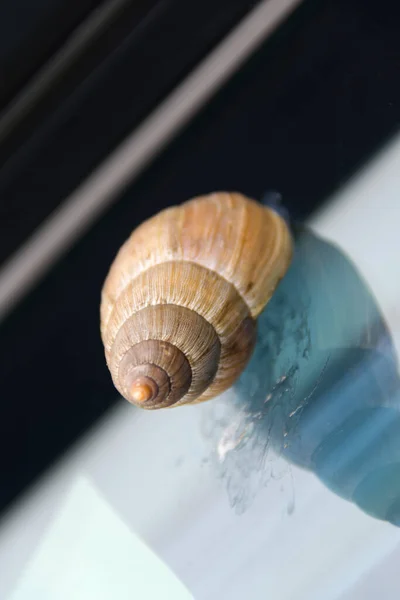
[0,0,400,517]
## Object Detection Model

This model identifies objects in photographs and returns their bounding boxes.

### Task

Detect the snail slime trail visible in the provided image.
[100,192,293,409]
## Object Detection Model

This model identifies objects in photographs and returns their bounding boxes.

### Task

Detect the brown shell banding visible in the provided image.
[105,261,258,404]
[191,314,256,404]
[100,192,293,337]
[100,192,293,407]
[109,304,221,406]
[103,261,250,356]
[118,340,192,409]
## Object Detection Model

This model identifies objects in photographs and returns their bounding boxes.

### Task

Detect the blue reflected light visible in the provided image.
[236,214,400,526]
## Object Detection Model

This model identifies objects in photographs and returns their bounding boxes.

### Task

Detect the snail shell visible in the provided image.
[100,192,292,409]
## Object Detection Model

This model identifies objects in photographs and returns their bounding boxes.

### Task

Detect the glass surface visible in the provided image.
[6,478,193,600]
[2,133,399,600]
[228,205,399,524]
[1,3,400,598]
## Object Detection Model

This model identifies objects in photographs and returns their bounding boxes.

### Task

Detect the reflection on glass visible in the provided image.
[204,201,400,526]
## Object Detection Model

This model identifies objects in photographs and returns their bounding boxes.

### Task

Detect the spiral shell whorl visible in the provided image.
[100,192,293,408]
[110,303,223,407]
[118,340,191,409]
